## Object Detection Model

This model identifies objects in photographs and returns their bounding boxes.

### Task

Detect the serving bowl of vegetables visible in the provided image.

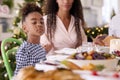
[66,50,118,70]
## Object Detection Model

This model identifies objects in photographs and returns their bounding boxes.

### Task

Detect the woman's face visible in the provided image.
[56,0,74,12]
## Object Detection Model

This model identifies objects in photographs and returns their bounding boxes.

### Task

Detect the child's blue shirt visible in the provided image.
[14,41,46,75]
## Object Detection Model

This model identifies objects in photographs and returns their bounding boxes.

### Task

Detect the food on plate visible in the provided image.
[15,66,84,80]
[112,50,120,57]
[15,66,47,80]
[44,68,84,80]
[61,60,82,70]
[50,69,84,80]
[81,63,105,71]
[66,50,118,70]
[91,71,120,79]
[61,60,105,71]
[91,71,98,76]
[68,50,116,60]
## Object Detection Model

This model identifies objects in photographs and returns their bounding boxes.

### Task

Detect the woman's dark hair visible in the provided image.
[21,2,43,23]
[44,0,85,47]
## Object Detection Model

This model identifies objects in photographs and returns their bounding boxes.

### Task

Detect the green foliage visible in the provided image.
[85,25,108,42]
[13,17,21,27]
[2,0,14,10]
[94,65,105,71]
[0,57,8,80]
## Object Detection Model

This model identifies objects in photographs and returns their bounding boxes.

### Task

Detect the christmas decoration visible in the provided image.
[0,0,45,80]
[2,0,14,10]
[85,24,108,42]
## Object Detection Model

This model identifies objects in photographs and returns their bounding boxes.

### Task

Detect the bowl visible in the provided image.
[67,59,118,70]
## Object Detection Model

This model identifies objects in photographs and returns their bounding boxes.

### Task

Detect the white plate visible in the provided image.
[73,70,120,80]
[81,74,120,80]
[35,63,56,71]
[54,48,77,55]
[46,55,69,61]
[35,60,67,71]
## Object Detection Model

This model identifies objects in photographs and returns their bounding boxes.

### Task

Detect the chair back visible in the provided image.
[1,38,22,80]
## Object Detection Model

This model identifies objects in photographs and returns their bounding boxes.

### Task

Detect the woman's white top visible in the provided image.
[40,15,87,54]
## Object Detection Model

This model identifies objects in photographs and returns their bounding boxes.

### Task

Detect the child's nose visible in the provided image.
[64,0,69,4]
[37,22,41,26]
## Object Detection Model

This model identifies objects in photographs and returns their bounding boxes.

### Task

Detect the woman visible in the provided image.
[41,0,87,54]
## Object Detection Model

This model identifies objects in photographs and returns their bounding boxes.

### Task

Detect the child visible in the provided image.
[14,2,46,75]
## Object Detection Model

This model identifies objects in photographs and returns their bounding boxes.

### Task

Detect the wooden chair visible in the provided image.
[1,38,22,80]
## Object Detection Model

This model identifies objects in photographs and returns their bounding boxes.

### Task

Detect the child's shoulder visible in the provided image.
[17,41,29,53]
[17,41,42,53]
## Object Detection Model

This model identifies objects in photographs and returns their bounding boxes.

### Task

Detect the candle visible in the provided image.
[110,39,120,53]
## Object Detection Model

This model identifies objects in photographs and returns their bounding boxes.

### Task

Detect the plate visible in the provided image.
[35,60,67,71]
[46,55,69,61]
[54,48,77,55]
[73,70,120,80]
[35,63,56,71]
[81,74,120,80]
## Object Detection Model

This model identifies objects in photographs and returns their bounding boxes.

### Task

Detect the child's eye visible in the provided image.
[40,18,44,24]
[32,22,37,24]
[40,21,44,24]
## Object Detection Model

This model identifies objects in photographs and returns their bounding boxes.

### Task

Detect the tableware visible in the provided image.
[73,70,120,80]
[54,48,77,55]
[81,42,95,52]
[95,46,109,53]
[35,63,56,71]
[110,39,120,53]
[46,55,69,61]
[35,60,67,71]
[66,59,118,70]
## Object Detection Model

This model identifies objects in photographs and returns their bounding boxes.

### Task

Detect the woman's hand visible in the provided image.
[93,38,105,46]
[102,36,118,46]
[93,34,118,46]
[93,34,108,46]
[43,44,53,53]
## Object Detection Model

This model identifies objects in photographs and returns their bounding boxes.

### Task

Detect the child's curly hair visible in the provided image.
[21,2,43,22]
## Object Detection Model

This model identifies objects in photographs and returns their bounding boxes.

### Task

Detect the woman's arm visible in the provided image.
[40,34,53,53]
[81,26,87,43]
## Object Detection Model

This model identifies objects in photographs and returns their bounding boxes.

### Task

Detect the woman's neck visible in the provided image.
[27,35,40,44]
[57,10,71,20]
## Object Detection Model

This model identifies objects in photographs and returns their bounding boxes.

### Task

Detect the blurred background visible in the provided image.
[0,0,119,41]
[0,0,120,79]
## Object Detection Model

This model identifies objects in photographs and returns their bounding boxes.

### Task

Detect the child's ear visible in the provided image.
[22,24,28,33]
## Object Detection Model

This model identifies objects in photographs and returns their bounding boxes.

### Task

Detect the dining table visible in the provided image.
[34,46,120,80]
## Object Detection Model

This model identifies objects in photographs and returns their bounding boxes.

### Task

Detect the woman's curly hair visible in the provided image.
[44,0,85,47]
[21,2,43,23]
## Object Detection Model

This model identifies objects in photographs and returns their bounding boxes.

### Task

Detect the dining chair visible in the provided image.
[1,38,22,80]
